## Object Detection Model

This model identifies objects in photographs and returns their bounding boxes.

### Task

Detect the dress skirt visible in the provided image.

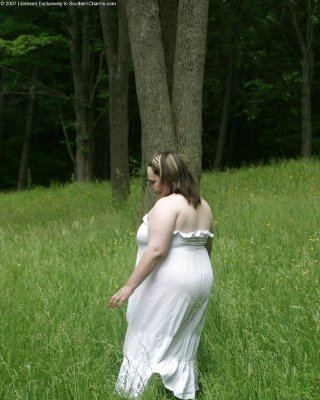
[116,214,214,399]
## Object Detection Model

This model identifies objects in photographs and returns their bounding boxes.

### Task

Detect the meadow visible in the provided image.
[0,159,319,400]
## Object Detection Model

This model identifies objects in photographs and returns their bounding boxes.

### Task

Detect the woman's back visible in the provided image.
[166,194,213,234]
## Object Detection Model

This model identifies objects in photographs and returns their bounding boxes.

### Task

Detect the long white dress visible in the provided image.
[116,214,214,399]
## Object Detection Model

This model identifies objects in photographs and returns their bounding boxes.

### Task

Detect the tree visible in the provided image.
[126,0,209,181]
[288,0,316,158]
[68,7,97,181]
[172,0,209,180]
[100,1,130,199]
[126,0,176,167]
[17,67,37,190]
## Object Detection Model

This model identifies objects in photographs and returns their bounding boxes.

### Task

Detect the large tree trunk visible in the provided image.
[172,0,209,181]
[17,68,37,190]
[289,0,314,158]
[126,0,177,165]
[214,43,237,170]
[159,0,178,102]
[126,0,208,212]
[100,0,130,199]
[68,7,95,181]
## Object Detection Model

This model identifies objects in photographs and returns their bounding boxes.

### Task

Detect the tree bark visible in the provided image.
[100,0,130,198]
[289,0,314,158]
[17,68,37,190]
[126,0,208,212]
[158,0,179,102]
[68,7,95,181]
[300,51,312,158]
[126,0,177,165]
[172,0,209,181]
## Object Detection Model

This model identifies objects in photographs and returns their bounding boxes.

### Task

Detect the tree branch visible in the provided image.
[59,105,76,165]
[89,50,104,106]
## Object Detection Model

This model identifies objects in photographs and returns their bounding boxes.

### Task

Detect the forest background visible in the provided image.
[0,0,319,194]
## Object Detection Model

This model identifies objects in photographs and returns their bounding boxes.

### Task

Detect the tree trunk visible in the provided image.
[100,0,130,198]
[159,0,179,102]
[126,0,177,165]
[214,43,237,170]
[126,0,208,212]
[301,49,313,158]
[172,0,209,181]
[17,68,37,190]
[289,0,314,158]
[68,7,95,181]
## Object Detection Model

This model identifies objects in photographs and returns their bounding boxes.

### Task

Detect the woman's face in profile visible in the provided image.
[147,166,163,196]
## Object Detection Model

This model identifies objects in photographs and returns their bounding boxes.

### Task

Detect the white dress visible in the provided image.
[116,214,214,399]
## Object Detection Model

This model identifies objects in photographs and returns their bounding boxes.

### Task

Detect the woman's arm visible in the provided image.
[109,198,177,308]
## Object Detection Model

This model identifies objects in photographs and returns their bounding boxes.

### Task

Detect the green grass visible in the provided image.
[0,159,319,400]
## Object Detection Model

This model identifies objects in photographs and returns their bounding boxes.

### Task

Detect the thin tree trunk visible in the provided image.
[68,7,95,181]
[301,49,313,158]
[289,0,314,158]
[126,0,177,165]
[100,0,130,198]
[214,43,237,170]
[17,68,37,190]
[172,0,209,181]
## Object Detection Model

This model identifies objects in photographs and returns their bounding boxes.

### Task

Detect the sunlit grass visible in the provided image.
[0,159,319,399]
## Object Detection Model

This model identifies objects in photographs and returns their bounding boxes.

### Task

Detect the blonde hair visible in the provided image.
[148,151,200,208]
[151,154,162,177]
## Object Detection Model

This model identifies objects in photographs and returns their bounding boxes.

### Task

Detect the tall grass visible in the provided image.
[0,159,319,399]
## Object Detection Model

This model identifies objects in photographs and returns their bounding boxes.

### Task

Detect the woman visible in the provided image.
[110,151,214,399]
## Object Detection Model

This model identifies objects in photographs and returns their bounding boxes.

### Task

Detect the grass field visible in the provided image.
[0,159,319,400]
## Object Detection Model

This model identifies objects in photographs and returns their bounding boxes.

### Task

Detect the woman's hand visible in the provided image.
[109,285,134,308]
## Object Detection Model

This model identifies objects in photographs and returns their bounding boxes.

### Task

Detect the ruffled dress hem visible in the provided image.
[116,355,198,399]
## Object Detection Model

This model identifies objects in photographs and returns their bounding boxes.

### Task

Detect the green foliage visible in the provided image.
[0,33,65,56]
[0,2,319,187]
[0,160,319,399]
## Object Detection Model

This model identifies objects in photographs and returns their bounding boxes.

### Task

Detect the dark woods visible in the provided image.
[0,0,319,192]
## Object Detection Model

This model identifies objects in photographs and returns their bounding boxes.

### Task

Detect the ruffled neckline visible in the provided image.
[173,230,214,238]
[142,214,214,238]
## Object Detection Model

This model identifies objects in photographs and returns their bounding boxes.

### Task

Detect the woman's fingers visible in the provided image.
[109,291,125,308]
[109,295,122,308]
[109,285,133,308]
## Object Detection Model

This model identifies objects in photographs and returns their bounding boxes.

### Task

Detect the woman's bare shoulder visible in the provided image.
[149,195,184,220]
[150,196,178,215]
[148,197,178,231]
[155,194,185,206]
